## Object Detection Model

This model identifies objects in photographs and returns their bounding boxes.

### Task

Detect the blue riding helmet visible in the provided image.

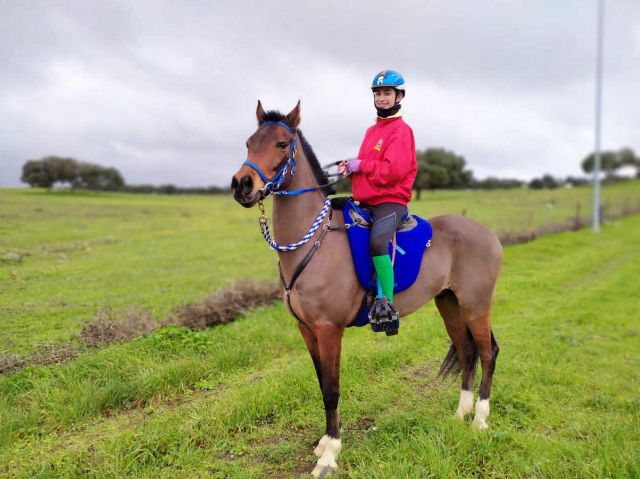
[371,70,405,92]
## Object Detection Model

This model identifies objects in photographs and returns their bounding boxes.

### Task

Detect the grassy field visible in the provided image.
[1,185,639,478]
[1,182,639,356]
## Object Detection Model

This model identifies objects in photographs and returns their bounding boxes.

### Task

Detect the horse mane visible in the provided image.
[261,110,336,195]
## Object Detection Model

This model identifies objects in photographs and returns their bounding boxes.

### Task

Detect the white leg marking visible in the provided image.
[472,399,490,430]
[311,437,342,477]
[455,389,474,419]
[313,434,331,457]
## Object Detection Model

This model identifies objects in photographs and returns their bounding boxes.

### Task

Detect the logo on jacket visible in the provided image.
[374,139,383,151]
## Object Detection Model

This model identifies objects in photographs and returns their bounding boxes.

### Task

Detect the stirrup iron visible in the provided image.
[368,296,400,336]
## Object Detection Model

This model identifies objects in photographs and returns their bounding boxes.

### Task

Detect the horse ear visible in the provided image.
[285,101,301,130]
[256,100,266,125]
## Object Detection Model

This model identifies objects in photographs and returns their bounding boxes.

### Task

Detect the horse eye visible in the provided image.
[276,141,288,149]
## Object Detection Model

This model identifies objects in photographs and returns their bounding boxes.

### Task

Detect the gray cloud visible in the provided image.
[1,0,639,187]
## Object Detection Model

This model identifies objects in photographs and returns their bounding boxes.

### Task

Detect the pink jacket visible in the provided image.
[350,115,417,206]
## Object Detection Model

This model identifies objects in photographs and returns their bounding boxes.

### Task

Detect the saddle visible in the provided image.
[331,198,433,328]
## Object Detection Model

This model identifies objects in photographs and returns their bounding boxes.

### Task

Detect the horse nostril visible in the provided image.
[231,176,239,190]
[240,175,253,194]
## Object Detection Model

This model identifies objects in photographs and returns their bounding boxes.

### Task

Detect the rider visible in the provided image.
[340,70,417,330]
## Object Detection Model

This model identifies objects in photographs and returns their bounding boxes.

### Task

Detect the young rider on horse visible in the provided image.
[340,70,417,330]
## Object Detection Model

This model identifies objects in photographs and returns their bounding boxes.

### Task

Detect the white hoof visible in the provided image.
[455,389,474,419]
[311,437,341,478]
[313,434,331,457]
[471,399,490,430]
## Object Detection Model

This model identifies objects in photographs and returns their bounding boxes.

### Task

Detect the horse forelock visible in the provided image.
[260,110,287,125]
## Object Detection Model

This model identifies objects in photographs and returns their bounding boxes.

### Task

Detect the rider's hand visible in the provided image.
[340,160,362,176]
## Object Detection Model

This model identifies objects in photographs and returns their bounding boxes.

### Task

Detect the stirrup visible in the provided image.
[368,296,400,336]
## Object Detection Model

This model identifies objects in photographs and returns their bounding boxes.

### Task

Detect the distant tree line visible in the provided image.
[120,184,230,194]
[528,147,640,190]
[21,147,638,195]
[20,156,230,194]
[336,146,639,195]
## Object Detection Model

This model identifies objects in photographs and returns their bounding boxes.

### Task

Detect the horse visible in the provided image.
[231,101,503,477]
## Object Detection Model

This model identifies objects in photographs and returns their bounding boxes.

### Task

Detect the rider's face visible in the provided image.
[373,88,403,109]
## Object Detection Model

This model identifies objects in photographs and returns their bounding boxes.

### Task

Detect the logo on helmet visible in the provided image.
[377,75,384,85]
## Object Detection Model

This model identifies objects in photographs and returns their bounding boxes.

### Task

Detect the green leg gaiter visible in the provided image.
[372,255,395,303]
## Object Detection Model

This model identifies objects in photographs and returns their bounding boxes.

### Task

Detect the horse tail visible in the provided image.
[437,344,461,379]
[437,327,479,380]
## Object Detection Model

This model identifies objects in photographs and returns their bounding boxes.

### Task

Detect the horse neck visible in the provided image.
[272,141,327,256]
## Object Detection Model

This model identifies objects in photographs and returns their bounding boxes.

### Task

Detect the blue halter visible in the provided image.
[242,121,299,197]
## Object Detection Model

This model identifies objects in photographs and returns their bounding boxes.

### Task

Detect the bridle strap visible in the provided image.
[242,121,297,196]
[243,160,273,186]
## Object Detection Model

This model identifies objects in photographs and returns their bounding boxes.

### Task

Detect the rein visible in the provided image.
[243,122,343,198]
[246,121,346,252]
[257,197,332,252]
[244,122,351,324]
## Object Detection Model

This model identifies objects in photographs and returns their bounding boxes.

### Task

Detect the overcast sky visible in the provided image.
[1,1,639,187]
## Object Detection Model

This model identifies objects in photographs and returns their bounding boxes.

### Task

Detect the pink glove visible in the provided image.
[341,159,362,176]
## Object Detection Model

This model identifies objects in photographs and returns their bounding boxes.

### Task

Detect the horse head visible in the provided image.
[231,100,301,207]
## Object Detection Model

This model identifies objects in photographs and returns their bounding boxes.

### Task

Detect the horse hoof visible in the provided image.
[471,399,490,430]
[311,464,335,478]
[312,437,341,477]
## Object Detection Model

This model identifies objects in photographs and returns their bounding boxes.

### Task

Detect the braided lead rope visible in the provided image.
[258,198,332,252]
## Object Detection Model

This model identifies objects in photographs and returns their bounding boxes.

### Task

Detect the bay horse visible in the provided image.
[231,101,502,477]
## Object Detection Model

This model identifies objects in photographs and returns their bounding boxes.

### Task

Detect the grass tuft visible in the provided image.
[79,307,157,347]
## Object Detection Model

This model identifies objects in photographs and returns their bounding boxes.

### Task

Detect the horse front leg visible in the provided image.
[298,322,323,390]
[310,322,344,478]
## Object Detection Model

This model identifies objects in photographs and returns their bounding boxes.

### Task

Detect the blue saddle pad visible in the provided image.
[342,200,433,327]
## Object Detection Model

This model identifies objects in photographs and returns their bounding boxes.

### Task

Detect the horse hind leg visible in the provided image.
[465,311,499,430]
[435,290,479,420]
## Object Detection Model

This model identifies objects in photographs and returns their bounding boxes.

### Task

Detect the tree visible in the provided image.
[21,156,125,190]
[528,178,544,190]
[528,174,559,189]
[617,147,640,178]
[21,159,54,188]
[471,177,524,190]
[414,148,473,199]
[581,148,639,177]
[43,156,78,185]
[565,176,588,187]
[102,167,125,190]
[76,163,124,190]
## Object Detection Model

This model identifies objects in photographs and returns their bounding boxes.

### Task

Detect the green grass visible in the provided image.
[0,186,639,477]
[2,183,639,355]
[0,189,277,353]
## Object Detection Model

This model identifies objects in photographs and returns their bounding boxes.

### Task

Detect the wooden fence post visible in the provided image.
[574,202,582,230]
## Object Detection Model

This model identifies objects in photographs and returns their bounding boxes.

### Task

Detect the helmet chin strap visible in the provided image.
[375,102,402,118]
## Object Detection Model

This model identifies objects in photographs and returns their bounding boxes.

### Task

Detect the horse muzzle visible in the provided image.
[231,173,262,207]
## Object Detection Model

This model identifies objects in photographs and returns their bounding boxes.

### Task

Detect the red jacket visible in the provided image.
[351,115,417,206]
